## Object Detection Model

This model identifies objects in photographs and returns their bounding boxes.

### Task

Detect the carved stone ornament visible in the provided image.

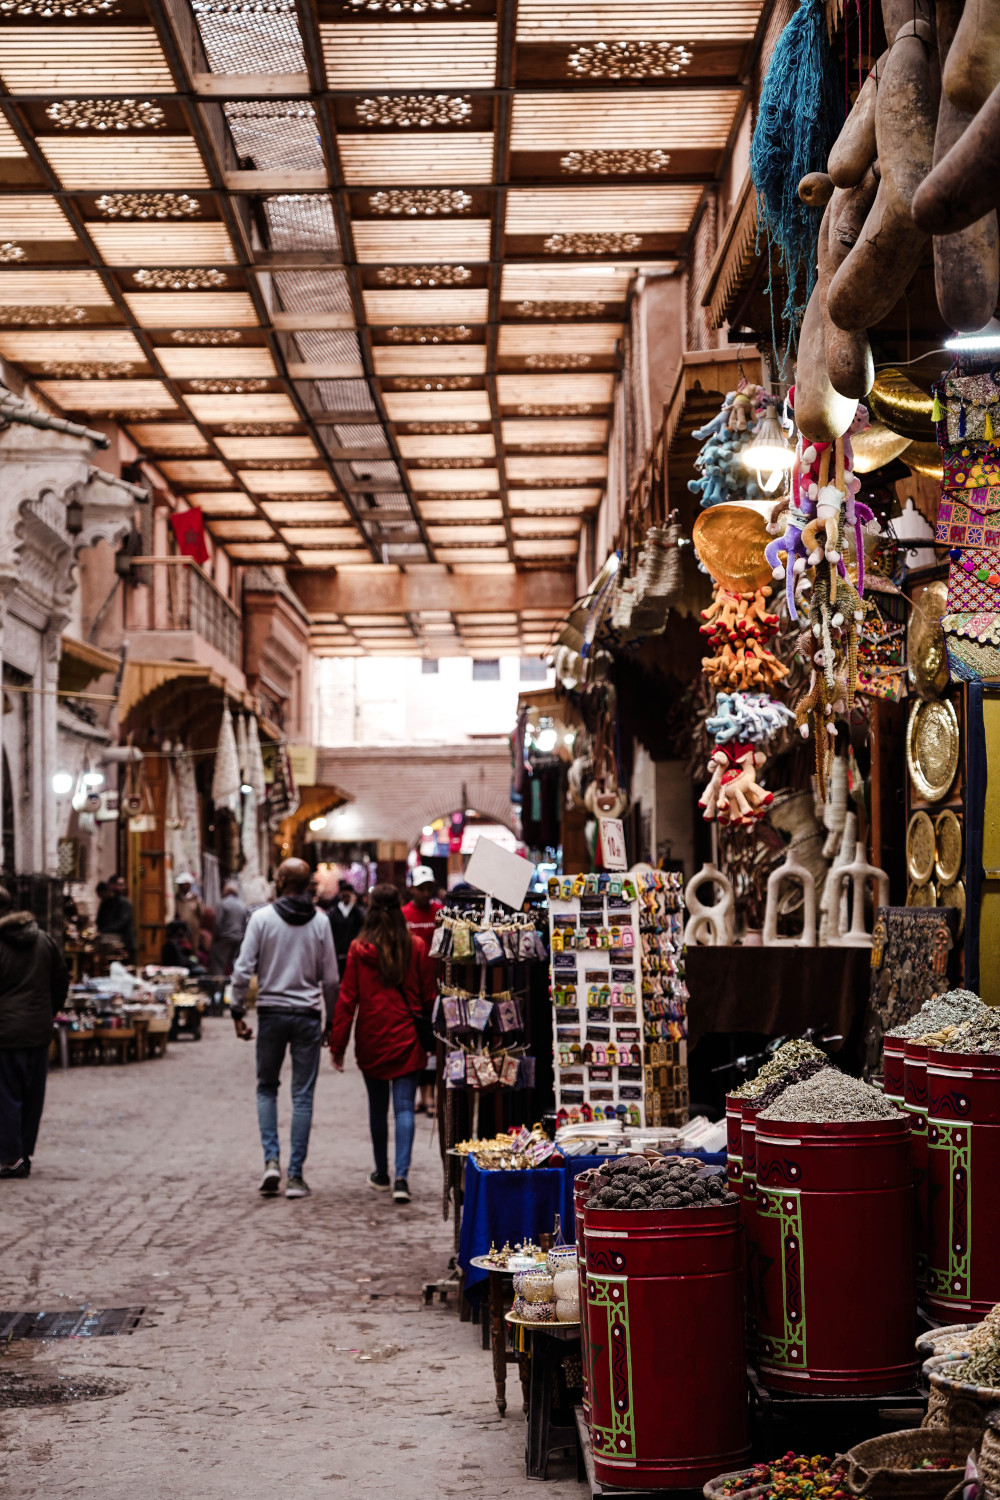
[45,98,165,131]
[41,361,138,379]
[560,148,672,175]
[386,325,473,344]
[403,421,480,434]
[0,305,87,326]
[221,422,297,436]
[0,0,117,12]
[762,846,817,947]
[0,243,27,264]
[356,96,473,129]
[392,375,473,391]
[412,457,485,469]
[567,41,694,80]
[514,299,606,317]
[95,192,201,219]
[171,328,242,345]
[515,403,593,417]
[524,352,592,370]
[344,0,470,9]
[543,231,643,254]
[683,861,735,946]
[369,189,472,217]
[186,378,269,394]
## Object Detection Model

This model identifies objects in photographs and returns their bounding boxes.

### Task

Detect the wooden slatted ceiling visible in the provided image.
[361,289,490,324]
[320,23,499,88]
[497,323,623,355]
[509,92,743,150]
[371,347,489,376]
[36,139,211,191]
[123,293,259,326]
[88,225,237,265]
[0,30,175,93]
[0,199,75,239]
[505,187,702,233]
[0,331,143,360]
[515,0,763,39]
[157,348,279,379]
[352,222,493,262]
[337,135,495,186]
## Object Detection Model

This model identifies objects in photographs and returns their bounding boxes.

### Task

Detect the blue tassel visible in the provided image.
[750,0,844,342]
[960,403,967,437]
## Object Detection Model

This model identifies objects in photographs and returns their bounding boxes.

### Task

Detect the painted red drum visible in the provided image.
[926,1050,1000,1321]
[755,1114,916,1394]
[584,1199,749,1489]
[883,1035,906,1105]
[740,1104,759,1346]
[726,1094,744,1196]
[904,1041,930,1285]
[574,1168,597,1423]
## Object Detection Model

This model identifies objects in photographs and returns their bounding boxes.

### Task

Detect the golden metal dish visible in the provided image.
[691,504,774,594]
[939,878,966,939]
[906,698,960,803]
[906,879,938,908]
[906,810,937,885]
[908,580,951,701]
[868,369,935,442]
[852,420,911,474]
[934,810,964,886]
[903,441,944,481]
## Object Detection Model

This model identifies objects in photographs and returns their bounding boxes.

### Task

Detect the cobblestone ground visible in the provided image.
[0,1021,586,1499]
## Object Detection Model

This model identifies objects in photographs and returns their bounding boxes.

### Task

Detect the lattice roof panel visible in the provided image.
[372,347,488,376]
[0,330,143,361]
[0,270,112,305]
[216,436,320,461]
[502,418,609,445]
[262,500,351,522]
[127,424,210,452]
[320,23,499,88]
[0,198,75,240]
[383,392,493,421]
[362,289,490,324]
[0,29,175,94]
[158,348,278,379]
[508,487,603,509]
[511,515,582,536]
[36,379,176,411]
[497,323,623,356]
[124,293,260,328]
[187,493,260,516]
[87,224,238,266]
[409,468,500,492]
[418,498,504,520]
[397,433,496,459]
[352,221,492,263]
[338,134,496,186]
[36,139,211,191]
[515,0,763,40]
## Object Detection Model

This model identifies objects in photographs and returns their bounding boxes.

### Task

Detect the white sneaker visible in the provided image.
[286,1176,311,1198]
[259,1161,280,1195]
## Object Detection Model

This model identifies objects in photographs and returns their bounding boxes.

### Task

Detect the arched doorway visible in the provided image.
[412,807,523,892]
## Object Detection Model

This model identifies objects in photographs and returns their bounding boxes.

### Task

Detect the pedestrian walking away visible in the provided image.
[230,858,339,1200]
[401,866,442,1118]
[208,880,249,976]
[327,878,365,976]
[0,884,69,1178]
[329,883,436,1204]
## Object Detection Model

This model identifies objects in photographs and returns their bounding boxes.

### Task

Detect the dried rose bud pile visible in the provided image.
[723,1453,852,1500]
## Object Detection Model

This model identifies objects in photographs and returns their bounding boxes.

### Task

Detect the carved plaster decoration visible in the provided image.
[95,192,201,218]
[41,361,138,379]
[186,377,269,394]
[386,325,473,344]
[402,421,480,434]
[369,189,472,216]
[345,0,470,10]
[221,422,297,436]
[376,264,472,286]
[170,328,242,345]
[560,148,672,175]
[45,98,165,131]
[567,41,694,80]
[392,375,473,391]
[356,96,473,129]
[543,231,643,254]
[0,243,27,264]
[134,268,227,290]
[514,299,607,317]
[0,305,87,325]
[419,489,492,501]
[515,403,594,417]
[0,0,117,12]
[524,352,592,370]
[411,457,486,469]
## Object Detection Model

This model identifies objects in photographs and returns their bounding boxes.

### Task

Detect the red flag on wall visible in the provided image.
[169,507,209,564]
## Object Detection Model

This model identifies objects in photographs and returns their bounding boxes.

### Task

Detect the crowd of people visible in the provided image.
[1,862,447,1201]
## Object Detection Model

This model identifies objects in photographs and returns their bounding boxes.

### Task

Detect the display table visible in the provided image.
[506,1315,581,1481]
[469,1256,526,1418]
[684,946,872,1058]
[458,1151,726,1294]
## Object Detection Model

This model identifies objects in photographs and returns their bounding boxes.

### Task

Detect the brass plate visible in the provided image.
[940,879,966,939]
[906,811,937,884]
[868,369,935,442]
[906,879,938,907]
[903,441,944,481]
[908,579,950,701]
[935,810,964,886]
[691,504,773,594]
[852,420,910,474]
[907,698,960,803]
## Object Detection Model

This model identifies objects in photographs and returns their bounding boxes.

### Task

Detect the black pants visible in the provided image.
[0,1045,49,1165]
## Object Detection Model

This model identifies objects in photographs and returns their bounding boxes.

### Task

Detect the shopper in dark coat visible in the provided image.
[96,874,136,962]
[327,879,364,973]
[329,884,435,1203]
[0,886,69,1177]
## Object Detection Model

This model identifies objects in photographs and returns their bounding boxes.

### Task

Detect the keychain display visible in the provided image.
[636,869,690,1128]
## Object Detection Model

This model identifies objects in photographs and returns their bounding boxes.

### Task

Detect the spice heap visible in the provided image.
[722,1453,851,1499]
[886,989,986,1041]
[954,1301,1000,1388]
[945,1009,1000,1055]
[587,1154,736,1210]
[731,1038,831,1109]
[759,1069,899,1123]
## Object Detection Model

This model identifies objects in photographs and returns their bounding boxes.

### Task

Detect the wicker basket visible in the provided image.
[703,1469,767,1500]
[979,1417,1000,1500]
[917,1326,979,1362]
[839,1427,981,1500]
[922,1355,1000,1433]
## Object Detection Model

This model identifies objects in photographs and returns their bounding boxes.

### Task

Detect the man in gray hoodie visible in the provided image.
[231,859,339,1199]
[0,886,69,1179]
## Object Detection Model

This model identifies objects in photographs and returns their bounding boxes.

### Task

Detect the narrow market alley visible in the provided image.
[0,1024,585,1500]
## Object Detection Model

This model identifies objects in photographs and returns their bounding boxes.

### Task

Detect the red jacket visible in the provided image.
[330,936,436,1080]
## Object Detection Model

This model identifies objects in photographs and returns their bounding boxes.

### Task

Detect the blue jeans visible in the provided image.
[363,1071,420,1180]
[255,1011,322,1178]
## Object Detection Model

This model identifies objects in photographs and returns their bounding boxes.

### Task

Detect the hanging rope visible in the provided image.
[750,0,844,345]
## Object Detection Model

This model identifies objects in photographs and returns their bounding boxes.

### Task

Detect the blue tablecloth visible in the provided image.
[458,1149,727,1292]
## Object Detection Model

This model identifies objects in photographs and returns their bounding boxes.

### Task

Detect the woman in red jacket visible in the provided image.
[330,884,436,1203]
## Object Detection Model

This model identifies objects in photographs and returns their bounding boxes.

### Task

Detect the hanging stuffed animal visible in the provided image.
[689,390,766,508]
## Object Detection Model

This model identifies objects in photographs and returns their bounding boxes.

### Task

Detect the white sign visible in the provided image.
[599,817,628,870]
[464,837,536,911]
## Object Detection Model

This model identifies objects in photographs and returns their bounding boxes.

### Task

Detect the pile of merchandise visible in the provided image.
[586,1154,736,1211]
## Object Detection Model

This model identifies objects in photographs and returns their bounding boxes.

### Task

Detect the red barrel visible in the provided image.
[740,1104,759,1348]
[574,1168,597,1424]
[584,1200,748,1488]
[726,1093,744,1195]
[756,1114,916,1394]
[926,1051,1000,1321]
[904,1041,930,1286]
[883,1035,906,1105]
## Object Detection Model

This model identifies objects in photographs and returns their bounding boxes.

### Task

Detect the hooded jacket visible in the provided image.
[230,897,339,1022]
[329,935,435,1080]
[0,911,69,1049]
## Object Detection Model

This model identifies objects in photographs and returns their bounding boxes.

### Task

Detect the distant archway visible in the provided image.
[406,784,519,849]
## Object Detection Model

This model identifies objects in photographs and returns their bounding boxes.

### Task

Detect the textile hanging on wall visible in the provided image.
[201,850,221,911]
[164,758,181,921]
[862,906,958,1078]
[235,714,249,788]
[212,707,241,810]
[173,743,202,886]
[245,715,267,800]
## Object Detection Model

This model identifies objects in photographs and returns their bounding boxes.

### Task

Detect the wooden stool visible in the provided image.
[96,1027,134,1064]
[67,1031,96,1066]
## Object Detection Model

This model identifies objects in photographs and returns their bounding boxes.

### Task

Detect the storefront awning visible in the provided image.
[58,636,120,696]
[119,660,259,725]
